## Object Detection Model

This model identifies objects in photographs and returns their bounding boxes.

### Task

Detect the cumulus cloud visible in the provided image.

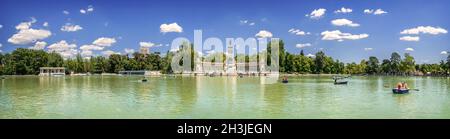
[43,22,49,27]
[249,22,255,26]
[16,22,32,30]
[441,51,448,55]
[140,42,155,48]
[331,18,360,27]
[400,26,448,35]
[81,50,93,57]
[0,24,3,29]
[80,44,104,51]
[296,43,312,48]
[255,30,273,38]
[124,48,135,54]
[306,54,315,57]
[307,8,326,19]
[335,7,352,14]
[364,48,373,51]
[29,41,47,50]
[364,9,388,15]
[374,9,388,15]
[160,23,183,33]
[405,48,414,51]
[321,30,369,41]
[102,50,120,57]
[47,40,78,58]
[61,24,83,32]
[288,28,310,36]
[399,36,420,42]
[93,37,116,47]
[8,21,52,45]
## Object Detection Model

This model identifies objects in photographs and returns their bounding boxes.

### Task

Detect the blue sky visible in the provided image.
[0,0,449,63]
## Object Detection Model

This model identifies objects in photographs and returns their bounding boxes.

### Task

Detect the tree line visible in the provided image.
[1,41,449,76]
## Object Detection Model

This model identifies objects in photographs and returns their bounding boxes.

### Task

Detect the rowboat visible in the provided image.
[334,81,348,85]
[392,89,409,94]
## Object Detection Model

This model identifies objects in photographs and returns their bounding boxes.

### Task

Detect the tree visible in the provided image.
[366,56,380,74]
[381,59,391,75]
[390,52,401,75]
[400,53,416,75]
[314,51,325,74]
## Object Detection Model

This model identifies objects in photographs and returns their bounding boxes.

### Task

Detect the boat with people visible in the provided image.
[281,76,288,83]
[393,81,410,94]
[392,88,409,94]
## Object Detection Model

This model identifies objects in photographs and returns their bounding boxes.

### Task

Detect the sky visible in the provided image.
[0,0,449,63]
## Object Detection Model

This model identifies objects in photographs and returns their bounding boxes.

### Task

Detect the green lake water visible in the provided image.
[1,75,449,119]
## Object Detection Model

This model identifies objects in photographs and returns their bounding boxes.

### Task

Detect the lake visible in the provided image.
[1,75,449,119]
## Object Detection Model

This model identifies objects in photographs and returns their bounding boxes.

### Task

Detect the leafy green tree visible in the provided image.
[390,52,401,75]
[366,56,380,74]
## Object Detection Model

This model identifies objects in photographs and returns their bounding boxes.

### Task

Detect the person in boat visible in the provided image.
[401,82,409,90]
[396,82,403,90]
[282,76,288,82]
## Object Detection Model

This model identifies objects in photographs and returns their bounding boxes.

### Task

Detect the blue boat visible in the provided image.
[392,89,409,94]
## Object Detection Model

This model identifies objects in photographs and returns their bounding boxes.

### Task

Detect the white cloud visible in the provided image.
[0,24,3,29]
[441,51,448,55]
[80,44,104,51]
[81,50,93,57]
[399,36,420,42]
[364,9,374,14]
[140,42,155,48]
[405,48,414,51]
[63,10,70,15]
[240,20,255,26]
[102,50,120,57]
[400,26,448,35]
[93,37,116,47]
[255,30,273,38]
[61,24,83,32]
[364,9,387,15]
[240,20,248,24]
[16,22,32,30]
[160,22,183,33]
[296,43,312,48]
[307,8,326,19]
[321,30,369,41]
[8,27,52,45]
[80,5,94,14]
[47,40,78,58]
[364,48,373,51]
[249,22,255,26]
[306,54,315,57]
[335,7,352,14]
[43,22,49,27]
[29,41,47,50]
[374,9,388,15]
[124,48,135,54]
[87,5,94,12]
[47,40,76,51]
[331,18,360,27]
[288,28,310,36]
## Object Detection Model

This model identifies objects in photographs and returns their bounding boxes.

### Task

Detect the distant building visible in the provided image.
[39,67,65,76]
[140,47,150,55]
